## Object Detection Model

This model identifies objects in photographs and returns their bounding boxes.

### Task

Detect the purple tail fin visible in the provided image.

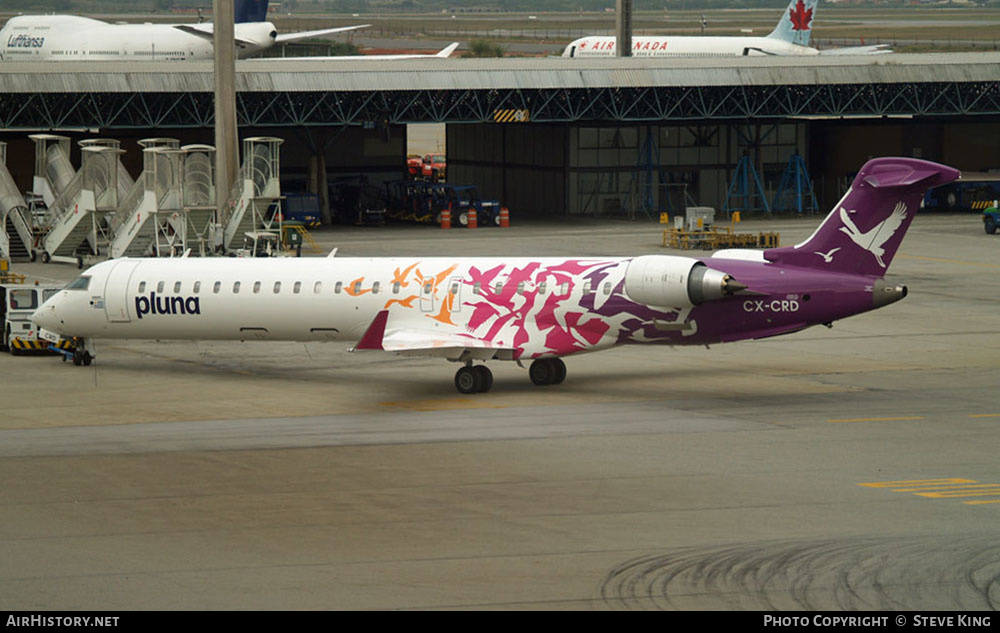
[764,157,959,276]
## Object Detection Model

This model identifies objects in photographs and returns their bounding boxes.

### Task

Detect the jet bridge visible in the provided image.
[0,143,32,262]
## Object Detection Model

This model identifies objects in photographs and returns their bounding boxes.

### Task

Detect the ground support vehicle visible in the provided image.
[983,205,1000,234]
[0,282,73,355]
[420,154,446,182]
[430,184,502,228]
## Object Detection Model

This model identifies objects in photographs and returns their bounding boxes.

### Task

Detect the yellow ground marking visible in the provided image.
[859,478,976,489]
[860,479,1000,505]
[969,413,1000,419]
[916,488,1000,498]
[828,416,924,423]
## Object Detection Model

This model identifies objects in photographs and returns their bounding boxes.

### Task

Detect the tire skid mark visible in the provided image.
[598,537,1000,611]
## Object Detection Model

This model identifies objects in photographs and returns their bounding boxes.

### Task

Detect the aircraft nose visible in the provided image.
[32,302,58,332]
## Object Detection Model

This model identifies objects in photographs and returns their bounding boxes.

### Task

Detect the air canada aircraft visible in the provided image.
[33,158,956,394]
[562,0,890,58]
[0,0,368,62]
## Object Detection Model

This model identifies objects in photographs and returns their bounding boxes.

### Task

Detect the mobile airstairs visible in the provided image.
[0,142,33,262]
[36,141,127,266]
[109,139,186,258]
[220,137,283,253]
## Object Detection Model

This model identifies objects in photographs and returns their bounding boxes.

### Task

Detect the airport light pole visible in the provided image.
[214,0,238,224]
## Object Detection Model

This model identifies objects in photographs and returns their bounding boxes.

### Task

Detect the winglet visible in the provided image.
[351,309,389,351]
[436,42,460,58]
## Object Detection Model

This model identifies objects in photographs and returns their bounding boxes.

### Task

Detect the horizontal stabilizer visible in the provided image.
[819,44,892,56]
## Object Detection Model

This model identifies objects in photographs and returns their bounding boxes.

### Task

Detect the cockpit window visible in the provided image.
[66,275,91,291]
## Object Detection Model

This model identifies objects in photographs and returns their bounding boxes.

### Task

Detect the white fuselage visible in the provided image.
[33,256,653,359]
[0,15,275,62]
[562,35,819,58]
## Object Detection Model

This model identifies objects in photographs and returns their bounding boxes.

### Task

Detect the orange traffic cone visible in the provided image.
[499,207,510,228]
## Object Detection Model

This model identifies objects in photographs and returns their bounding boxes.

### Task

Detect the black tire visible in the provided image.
[551,358,567,385]
[529,359,556,386]
[985,216,997,235]
[41,251,50,264]
[82,351,92,366]
[73,350,82,366]
[473,365,493,393]
[455,366,482,394]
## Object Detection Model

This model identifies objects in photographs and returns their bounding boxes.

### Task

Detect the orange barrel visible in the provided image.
[499,207,510,228]
[468,209,478,229]
[440,208,451,229]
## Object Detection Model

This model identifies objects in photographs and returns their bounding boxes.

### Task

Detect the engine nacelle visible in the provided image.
[624,255,743,308]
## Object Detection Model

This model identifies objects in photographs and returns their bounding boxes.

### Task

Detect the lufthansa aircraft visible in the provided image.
[0,0,369,62]
[562,0,890,58]
[34,158,956,394]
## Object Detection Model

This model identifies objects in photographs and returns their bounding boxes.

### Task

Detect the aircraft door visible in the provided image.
[103,260,141,322]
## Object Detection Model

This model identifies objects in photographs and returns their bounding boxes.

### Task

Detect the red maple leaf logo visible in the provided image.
[788,0,813,31]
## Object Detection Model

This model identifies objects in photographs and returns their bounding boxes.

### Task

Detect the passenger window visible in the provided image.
[538,282,547,295]
[314,281,322,294]
[353,281,362,294]
[473,282,481,295]
[603,282,611,295]
[273,281,281,294]
[517,281,525,295]
[157,281,165,293]
[253,281,261,294]
[233,281,241,294]
[583,281,592,294]
[193,281,201,294]
[138,281,146,293]
[173,281,181,293]
[392,282,401,294]
[294,281,301,294]
[560,282,569,295]
[372,281,380,294]
[334,281,342,294]
[450,282,458,295]
[213,281,221,294]
[424,282,433,295]
[494,281,503,294]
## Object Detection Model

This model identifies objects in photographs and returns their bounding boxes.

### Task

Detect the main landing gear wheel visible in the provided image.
[529,358,566,386]
[455,364,493,394]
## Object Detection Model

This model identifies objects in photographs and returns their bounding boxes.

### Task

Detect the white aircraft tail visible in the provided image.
[766,0,817,47]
